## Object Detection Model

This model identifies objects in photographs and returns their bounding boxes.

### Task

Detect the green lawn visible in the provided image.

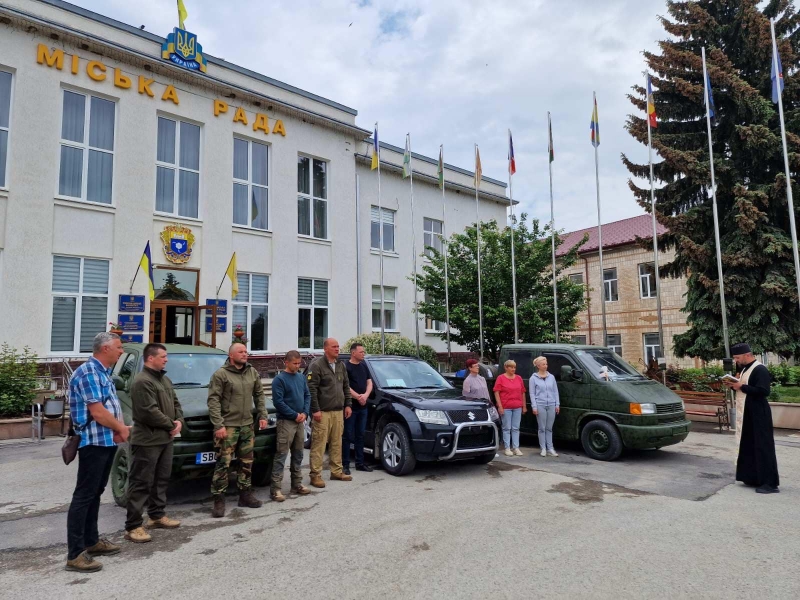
[772,386,800,403]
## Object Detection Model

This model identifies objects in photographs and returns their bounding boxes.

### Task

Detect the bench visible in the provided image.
[676,390,730,432]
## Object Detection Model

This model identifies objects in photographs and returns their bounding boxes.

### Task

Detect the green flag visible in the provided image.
[437,146,444,188]
[403,135,411,178]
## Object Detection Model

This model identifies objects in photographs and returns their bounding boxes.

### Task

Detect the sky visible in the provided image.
[70,0,668,234]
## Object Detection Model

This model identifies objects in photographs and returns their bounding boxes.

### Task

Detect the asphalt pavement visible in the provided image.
[0,425,798,599]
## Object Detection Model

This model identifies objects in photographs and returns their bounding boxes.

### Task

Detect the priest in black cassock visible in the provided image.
[723,343,780,494]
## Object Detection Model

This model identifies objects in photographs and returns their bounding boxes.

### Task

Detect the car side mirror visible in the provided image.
[112,375,125,391]
[572,368,584,381]
[561,365,583,382]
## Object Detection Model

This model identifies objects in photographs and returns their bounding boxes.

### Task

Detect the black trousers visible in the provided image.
[67,445,116,560]
[125,443,173,531]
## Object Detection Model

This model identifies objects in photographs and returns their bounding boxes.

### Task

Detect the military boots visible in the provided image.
[211,494,225,518]
[238,489,263,508]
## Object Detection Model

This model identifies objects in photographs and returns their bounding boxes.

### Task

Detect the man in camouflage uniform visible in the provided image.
[207,342,267,518]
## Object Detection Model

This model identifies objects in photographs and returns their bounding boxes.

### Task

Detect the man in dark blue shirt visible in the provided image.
[342,343,373,474]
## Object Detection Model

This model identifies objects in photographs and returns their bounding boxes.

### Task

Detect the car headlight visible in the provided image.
[630,403,656,415]
[488,406,499,420]
[416,409,449,425]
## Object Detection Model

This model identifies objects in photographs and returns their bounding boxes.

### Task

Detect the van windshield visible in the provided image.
[574,349,646,382]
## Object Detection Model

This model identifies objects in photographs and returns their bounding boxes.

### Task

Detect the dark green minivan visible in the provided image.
[499,344,690,461]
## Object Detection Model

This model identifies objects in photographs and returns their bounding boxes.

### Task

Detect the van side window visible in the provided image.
[113,353,138,386]
[543,353,579,382]
[507,351,534,379]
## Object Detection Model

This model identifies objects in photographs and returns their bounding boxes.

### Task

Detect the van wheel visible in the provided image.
[380,423,416,476]
[111,443,130,508]
[580,420,623,461]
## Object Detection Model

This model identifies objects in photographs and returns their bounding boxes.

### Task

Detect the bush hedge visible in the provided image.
[344,333,438,368]
[0,344,39,418]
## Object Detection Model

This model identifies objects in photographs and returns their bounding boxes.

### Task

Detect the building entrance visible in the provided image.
[148,266,217,347]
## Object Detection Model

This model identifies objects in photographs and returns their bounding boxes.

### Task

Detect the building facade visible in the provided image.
[559,215,697,369]
[0,0,509,363]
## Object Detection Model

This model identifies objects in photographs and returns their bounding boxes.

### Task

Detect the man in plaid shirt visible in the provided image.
[66,332,130,573]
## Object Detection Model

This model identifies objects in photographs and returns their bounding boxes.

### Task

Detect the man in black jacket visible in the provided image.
[124,344,184,542]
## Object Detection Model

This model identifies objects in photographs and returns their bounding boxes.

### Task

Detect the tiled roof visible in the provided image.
[556,214,668,256]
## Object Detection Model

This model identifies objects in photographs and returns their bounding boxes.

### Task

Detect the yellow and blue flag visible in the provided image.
[140,241,155,300]
[177,0,188,30]
[226,252,238,298]
[647,74,658,128]
[371,124,379,170]
[590,97,600,147]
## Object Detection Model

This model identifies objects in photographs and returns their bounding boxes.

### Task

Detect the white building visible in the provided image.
[0,0,509,365]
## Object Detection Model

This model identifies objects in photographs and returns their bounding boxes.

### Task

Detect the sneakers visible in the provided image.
[504,448,514,457]
[309,475,326,488]
[547,450,559,457]
[238,489,263,508]
[85,538,121,556]
[146,516,180,529]
[331,472,353,481]
[211,494,225,518]
[540,449,547,457]
[65,551,103,573]
[291,484,311,495]
[270,490,286,502]
[124,527,152,544]
[513,448,523,456]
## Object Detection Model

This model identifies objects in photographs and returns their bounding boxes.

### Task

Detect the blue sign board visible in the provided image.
[121,334,144,343]
[118,315,145,331]
[205,299,228,316]
[118,295,145,313]
[205,316,227,333]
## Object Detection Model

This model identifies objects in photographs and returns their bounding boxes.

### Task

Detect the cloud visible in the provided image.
[72,0,667,233]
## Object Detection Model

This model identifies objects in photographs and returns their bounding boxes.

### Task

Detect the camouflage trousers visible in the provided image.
[210,425,254,495]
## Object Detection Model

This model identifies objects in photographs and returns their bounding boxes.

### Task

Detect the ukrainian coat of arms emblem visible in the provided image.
[160,224,195,264]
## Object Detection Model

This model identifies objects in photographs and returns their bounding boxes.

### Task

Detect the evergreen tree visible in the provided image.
[623,0,800,359]
[415,215,586,361]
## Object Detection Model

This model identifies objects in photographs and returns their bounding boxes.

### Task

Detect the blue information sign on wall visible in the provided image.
[205,299,228,316]
[119,295,145,313]
[121,334,144,343]
[205,317,227,333]
[118,315,145,332]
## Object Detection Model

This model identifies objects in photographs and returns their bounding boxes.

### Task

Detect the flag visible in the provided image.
[647,74,658,128]
[590,97,600,147]
[402,134,411,178]
[508,130,516,175]
[548,114,554,163]
[437,145,444,188]
[252,194,259,223]
[705,72,716,120]
[226,253,238,298]
[771,44,784,104]
[177,0,188,30]
[139,241,155,300]
[371,124,379,170]
[474,146,482,188]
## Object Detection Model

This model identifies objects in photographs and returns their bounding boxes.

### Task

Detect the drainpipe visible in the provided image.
[583,255,592,344]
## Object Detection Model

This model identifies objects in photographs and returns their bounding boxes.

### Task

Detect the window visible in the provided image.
[298,278,328,349]
[372,286,397,331]
[297,156,327,239]
[606,334,622,356]
[156,116,200,218]
[423,218,443,258]
[568,273,584,286]
[232,137,268,230]
[603,268,619,302]
[0,70,11,188]
[571,335,587,345]
[639,262,657,299]
[543,353,580,382]
[232,273,269,352]
[424,291,445,332]
[113,353,138,389]
[643,333,662,363]
[58,90,115,204]
[371,207,396,252]
[50,256,109,353]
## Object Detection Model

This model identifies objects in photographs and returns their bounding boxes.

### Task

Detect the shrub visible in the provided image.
[344,333,438,368]
[0,345,39,418]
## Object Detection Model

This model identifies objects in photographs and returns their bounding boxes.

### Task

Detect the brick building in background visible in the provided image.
[558,215,698,369]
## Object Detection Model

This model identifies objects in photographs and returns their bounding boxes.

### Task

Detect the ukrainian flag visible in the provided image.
[371,124,379,170]
[140,242,155,300]
[647,74,658,128]
[590,97,600,147]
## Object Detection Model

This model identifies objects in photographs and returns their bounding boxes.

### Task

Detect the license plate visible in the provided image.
[195,451,216,465]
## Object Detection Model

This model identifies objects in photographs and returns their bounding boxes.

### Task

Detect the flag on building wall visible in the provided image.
[647,74,658,128]
[771,45,784,104]
[371,124,379,170]
[177,0,188,30]
[140,241,155,300]
[548,115,554,163]
[474,146,482,188]
[402,134,411,178]
[226,252,238,298]
[590,97,600,147]
[508,130,516,175]
[437,145,444,188]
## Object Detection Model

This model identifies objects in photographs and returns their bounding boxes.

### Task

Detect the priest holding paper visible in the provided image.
[723,343,780,494]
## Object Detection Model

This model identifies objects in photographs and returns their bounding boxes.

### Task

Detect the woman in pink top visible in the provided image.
[493,359,527,457]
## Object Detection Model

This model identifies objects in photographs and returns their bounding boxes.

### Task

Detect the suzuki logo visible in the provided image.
[467,411,476,421]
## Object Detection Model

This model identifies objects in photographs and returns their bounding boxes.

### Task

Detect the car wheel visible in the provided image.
[251,456,274,487]
[380,422,416,476]
[580,419,623,461]
[111,443,130,508]
[304,419,312,449]
[473,452,495,465]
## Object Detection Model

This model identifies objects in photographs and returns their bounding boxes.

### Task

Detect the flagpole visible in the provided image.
[548,112,559,342]
[701,48,730,359]
[646,74,665,359]
[475,144,485,361]
[771,19,800,319]
[508,129,519,343]
[593,93,608,346]
[216,253,235,296]
[441,145,452,367]
[408,134,420,357]
[376,123,385,354]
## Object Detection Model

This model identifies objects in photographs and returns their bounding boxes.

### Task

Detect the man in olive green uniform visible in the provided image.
[307,338,352,487]
[125,343,184,543]
[207,342,268,517]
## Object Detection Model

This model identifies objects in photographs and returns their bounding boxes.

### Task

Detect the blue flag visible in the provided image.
[705,73,715,120]
[771,46,784,104]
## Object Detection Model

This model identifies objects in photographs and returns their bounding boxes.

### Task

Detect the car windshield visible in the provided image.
[370,359,453,390]
[574,348,646,382]
[166,353,227,387]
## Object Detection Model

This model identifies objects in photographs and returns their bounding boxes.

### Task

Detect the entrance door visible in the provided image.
[149,302,195,345]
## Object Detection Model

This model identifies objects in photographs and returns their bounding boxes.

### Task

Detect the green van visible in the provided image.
[498,344,690,461]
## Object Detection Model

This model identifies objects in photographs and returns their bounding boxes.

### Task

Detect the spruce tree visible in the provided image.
[623,0,800,359]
